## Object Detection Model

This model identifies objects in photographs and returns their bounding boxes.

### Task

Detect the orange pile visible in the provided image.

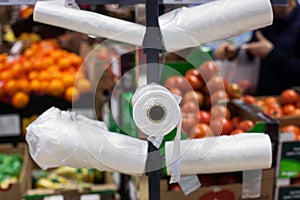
[0,39,92,109]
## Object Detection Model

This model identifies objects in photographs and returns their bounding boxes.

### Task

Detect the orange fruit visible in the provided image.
[5,79,19,95]
[65,86,80,102]
[12,63,23,76]
[69,53,83,66]
[76,78,92,94]
[48,79,65,97]
[30,79,41,93]
[58,58,71,69]
[62,73,75,87]
[40,81,50,94]
[18,79,30,93]
[12,91,29,109]
[0,70,13,81]
[28,71,39,80]
[39,70,50,81]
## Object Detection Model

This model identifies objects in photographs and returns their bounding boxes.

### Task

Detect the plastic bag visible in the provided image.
[26,107,148,175]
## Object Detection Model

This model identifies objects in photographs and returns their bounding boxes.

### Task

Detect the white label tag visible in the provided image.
[80,194,101,200]
[0,0,74,5]
[163,0,216,4]
[178,175,201,196]
[44,195,64,200]
[0,114,20,136]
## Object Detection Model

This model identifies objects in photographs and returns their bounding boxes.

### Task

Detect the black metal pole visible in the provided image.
[143,0,163,199]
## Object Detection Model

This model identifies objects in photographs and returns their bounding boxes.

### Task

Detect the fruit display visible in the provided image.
[0,39,92,109]
[32,166,104,190]
[242,89,300,118]
[163,60,254,138]
[0,153,23,189]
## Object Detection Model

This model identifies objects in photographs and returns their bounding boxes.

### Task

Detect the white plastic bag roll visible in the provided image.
[132,83,181,137]
[26,107,148,175]
[165,134,272,176]
[132,83,182,183]
[159,0,273,51]
[33,0,145,46]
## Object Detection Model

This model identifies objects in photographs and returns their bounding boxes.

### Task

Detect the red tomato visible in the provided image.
[185,74,203,90]
[164,76,190,92]
[190,123,213,138]
[181,101,199,114]
[164,76,182,89]
[264,104,283,118]
[230,129,244,135]
[207,75,227,93]
[210,90,229,105]
[169,87,183,98]
[199,61,218,81]
[210,105,231,119]
[185,69,202,79]
[210,117,233,136]
[264,96,279,107]
[280,89,299,105]
[183,91,204,107]
[242,95,257,105]
[231,116,242,128]
[237,120,255,132]
[182,113,198,133]
[282,104,296,115]
[226,83,243,99]
[198,110,211,124]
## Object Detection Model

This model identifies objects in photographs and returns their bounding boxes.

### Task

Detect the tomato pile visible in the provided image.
[242,89,300,118]
[164,60,254,138]
[0,40,91,109]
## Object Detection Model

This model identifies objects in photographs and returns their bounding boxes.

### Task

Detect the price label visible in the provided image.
[43,195,64,200]
[80,194,101,200]
[163,0,217,4]
[0,0,75,5]
[0,114,20,137]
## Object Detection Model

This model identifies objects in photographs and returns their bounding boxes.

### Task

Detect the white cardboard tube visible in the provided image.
[26,107,148,175]
[165,134,272,176]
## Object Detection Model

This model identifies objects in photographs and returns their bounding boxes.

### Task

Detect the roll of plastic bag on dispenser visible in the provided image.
[132,83,181,137]
[159,0,273,51]
[165,134,272,176]
[33,0,145,46]
[132,83,182,183]
[25,107,148,175]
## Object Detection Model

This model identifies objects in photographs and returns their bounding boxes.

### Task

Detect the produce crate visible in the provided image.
[24,171,118,200]
[0,143,32,200]
[139,169,274,200]
[248,95,300,128]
